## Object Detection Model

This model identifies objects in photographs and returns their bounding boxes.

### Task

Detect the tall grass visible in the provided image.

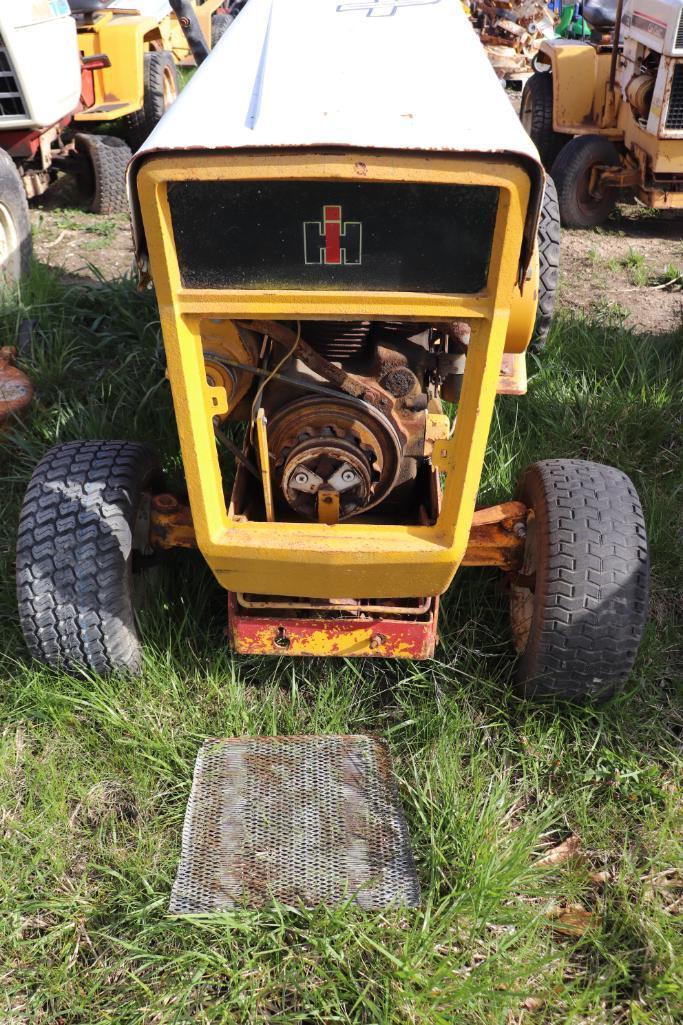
[1,266,681,1024]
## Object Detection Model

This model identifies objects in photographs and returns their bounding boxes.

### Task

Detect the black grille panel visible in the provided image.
[0,37,26,119]
[169,179,500,295]
[665,63,683,131]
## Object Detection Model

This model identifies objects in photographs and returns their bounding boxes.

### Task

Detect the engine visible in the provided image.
[203,317,465,525]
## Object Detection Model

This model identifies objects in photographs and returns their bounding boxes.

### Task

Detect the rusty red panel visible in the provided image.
[227,593,438,659]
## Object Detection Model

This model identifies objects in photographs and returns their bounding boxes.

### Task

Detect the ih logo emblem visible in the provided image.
[304,205,362,266]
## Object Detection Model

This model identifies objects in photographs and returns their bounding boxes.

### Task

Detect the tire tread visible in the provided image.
[16,440,160,676]
[515,459,649,700]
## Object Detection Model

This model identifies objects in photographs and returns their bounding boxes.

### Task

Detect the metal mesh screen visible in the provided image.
[170,735,420,913]
[665,64,683,132]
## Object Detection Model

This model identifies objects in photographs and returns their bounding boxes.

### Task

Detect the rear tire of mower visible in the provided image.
[124,51,180,151]
[510,460,649,701]
[74,134,132,215]
[16,440,163,677]
[0,150,31,286]
[529,175,560,352]
[520,72,565,168]
[550,134,621,228]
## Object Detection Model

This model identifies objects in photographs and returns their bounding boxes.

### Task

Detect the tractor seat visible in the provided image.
[68,1,114,13]
[582,0,618,31]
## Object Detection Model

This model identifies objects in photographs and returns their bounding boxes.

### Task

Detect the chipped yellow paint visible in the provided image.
[242,625,417,658]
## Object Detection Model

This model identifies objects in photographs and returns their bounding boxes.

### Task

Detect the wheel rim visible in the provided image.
[162,65,178,110]
[509,509,537,654]
[0,200,21,284]
[576,162,608,217]
[131,492,158,608]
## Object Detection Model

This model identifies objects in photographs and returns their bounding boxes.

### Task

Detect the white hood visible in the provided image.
[129,0,543,269]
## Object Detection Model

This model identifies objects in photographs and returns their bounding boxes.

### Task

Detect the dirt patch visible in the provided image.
[30,175,134,283]
[30,171,682,334]
[558,209,683,333]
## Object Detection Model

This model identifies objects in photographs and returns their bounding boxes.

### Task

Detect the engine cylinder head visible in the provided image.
[303,321,372,362]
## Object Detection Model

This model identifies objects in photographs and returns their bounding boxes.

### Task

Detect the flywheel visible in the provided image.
[267,395,403,521]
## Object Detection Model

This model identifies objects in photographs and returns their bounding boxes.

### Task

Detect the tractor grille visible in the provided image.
[0,38,26,119]
[170,735,421,912]
[665,64,683,131]
[169,179,499,295]
[676,11,683,50]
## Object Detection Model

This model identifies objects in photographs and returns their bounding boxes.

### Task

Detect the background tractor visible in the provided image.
[69,0,234,150]
[520,0,683,225]
[0,0,133,285]
[16,0,648,701]
[468,0,588,85]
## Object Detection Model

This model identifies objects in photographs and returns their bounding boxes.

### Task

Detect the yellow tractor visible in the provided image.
[520,0,683,225]
[16,0,649,700]
[69,0,232,149]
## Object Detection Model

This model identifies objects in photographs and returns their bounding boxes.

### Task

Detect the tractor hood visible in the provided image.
[128,0,545,280]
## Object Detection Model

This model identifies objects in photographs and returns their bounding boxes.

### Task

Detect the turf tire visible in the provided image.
[0,149,31,285]
[74,134,132,215]
[511,460,649,701]
[520,71,565,168]
[124,50,179,151]
[530,175,560,352]
[550,134,621,228]
[16,440,163,676]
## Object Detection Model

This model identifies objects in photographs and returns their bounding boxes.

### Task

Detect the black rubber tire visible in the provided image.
[520,72,566,168]
[550,134,621,228]
[211,12,234,46]
[16,440,163,676]
[0,149,31,285]
[530,175,560,352]
[124,50,180,152]
[510,460,649,701]
[74,134,132,215]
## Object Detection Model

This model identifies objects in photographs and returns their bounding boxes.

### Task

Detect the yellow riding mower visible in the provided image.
[16,0,649,700]
[520,0,683,225]
[69,0,231,149]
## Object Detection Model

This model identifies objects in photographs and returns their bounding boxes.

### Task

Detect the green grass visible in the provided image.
[1,265,681,1024]
[621,249,649,288]
[36,210,126,252]
[654,264,682,290]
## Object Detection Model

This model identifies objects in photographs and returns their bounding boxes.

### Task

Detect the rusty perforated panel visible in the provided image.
[170,735,420,913]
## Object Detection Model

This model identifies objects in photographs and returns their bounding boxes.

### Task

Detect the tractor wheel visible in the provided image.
[211,12,234,46]
[0,150,31,286]
[510,460,649,701]
[74,134,132,215]
[124,50,180,151]
[529,175,560,353]
[520,72,565,168]
[550,134,621,228]
[16,440,164,677]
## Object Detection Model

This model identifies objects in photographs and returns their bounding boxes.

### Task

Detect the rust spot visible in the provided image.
[170,735,419,912]
[0,346,33,426]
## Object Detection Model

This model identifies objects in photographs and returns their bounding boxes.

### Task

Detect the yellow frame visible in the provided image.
[136,150,531,599]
